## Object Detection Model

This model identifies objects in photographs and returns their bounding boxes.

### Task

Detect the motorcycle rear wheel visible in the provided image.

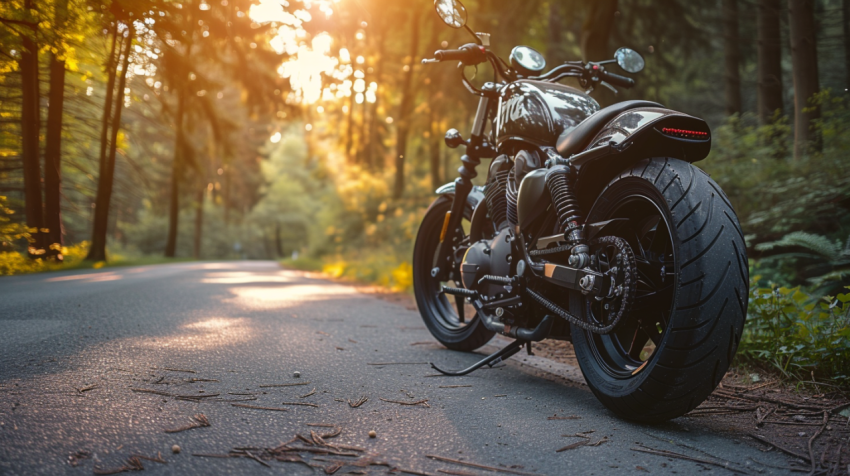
[572,157,748,423]
[413,195,494,351]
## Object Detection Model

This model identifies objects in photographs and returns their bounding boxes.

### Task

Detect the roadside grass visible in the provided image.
[282,252,413,293]
[0,241,194,276]
[739,278,850,385]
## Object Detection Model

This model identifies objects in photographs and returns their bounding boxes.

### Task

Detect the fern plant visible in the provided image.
[756,231,850,294]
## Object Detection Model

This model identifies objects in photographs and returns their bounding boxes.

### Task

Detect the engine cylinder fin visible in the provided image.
[506,166,519,227]
[484,169,509,229]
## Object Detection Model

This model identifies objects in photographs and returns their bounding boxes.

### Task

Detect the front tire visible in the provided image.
[572,158,748,422]
[413,196,494,351]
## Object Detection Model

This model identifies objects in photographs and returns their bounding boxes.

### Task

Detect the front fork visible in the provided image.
[433,85,497,281]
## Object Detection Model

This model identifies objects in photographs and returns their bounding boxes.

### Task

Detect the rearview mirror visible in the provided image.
[614,47,645,73]
[434,0,467,29]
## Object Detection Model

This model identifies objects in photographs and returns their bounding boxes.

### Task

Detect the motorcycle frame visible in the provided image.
[432,82,500,281]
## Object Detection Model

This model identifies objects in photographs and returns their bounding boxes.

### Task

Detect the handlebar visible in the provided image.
[598,69,635,88]
[423,44,487,66]
[423,43,637,91]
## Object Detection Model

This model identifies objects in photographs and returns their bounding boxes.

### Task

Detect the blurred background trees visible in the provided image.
[0,0,847,294]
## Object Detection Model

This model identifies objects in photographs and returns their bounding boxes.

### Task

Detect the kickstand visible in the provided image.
[430,339,526,376]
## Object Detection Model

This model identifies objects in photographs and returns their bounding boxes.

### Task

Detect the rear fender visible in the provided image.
[571,107,711,211]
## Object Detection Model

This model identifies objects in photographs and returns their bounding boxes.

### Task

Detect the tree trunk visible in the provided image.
[580,0,618,107]
[43,54,66,260]
[164,85,187,257]
[547,1,566,65]
[788,0,821,160]
[193,185,203,259]
[85,25,118,259]
[757,0,784,123]
[87,26,133,261]
[844,0,850,92]
[365,29,386,170]
[356,71,370,167]
[223,167,230,225]
[428,104,442,190]
[274,222,283,257]
[723,0,743,117]
[19,10,43,257]
[426,17,443,190]
[43,0,69,260]
[393,13,421,199]
[344,93,354,163]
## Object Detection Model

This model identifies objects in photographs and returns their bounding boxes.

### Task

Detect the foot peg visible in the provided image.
[441,286,478,298]
[430,339,525,376]
[477,275,514,286]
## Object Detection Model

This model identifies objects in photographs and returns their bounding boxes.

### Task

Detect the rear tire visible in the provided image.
[413,196,494,351]
[572,158,748,422]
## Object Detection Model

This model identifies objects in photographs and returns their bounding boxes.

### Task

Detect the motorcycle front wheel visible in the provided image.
[572,157,748,423]
[412,195,494,351]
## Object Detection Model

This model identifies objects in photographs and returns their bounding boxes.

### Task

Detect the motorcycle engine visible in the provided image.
[460,228,513,298]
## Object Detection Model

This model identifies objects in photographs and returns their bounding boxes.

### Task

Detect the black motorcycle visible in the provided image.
[413,0,748,422]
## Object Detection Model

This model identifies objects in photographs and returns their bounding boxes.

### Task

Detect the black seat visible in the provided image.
[555,100,663,156]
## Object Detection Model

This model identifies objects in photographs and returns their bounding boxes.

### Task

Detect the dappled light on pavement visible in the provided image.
[44,272,122,283]
[224,282,359,310]
[200,271,297,284]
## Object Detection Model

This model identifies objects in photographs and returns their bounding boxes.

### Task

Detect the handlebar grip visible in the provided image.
[599,70,635,88]
[433,46,485,65]
[434,48,471,62]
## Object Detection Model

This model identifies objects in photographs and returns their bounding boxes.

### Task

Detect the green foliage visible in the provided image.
[0,195,28,252]
[755,231,850,294]
[0,241,89,275]
[702,91,850,289]
[742,277,850,382]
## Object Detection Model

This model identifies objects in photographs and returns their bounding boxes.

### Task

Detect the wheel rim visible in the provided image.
[417,209,479,333]
[586,194,677,378]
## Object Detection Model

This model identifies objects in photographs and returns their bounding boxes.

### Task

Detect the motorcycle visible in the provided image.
[413,0,748,422]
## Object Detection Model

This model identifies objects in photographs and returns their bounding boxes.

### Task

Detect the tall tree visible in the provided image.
[364,21,387,171]
[44,0,70,259]
[581,0,617,106]
[392,12,421,199]
[547,1,567,65]
[757,0,783,123]
[87,23,134,261]
[19,0,43,257]
[193,185,204,259]
[164,80,187,257]
[788,0,820,160]
[844,0,850,92]
[723,0,742,116]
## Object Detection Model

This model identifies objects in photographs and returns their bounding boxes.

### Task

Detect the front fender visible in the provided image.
[435,182,486,209]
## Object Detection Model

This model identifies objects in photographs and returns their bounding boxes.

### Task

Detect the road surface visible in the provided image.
[0,261,790,474]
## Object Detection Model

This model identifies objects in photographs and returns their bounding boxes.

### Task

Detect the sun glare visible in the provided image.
[249,0,363,107]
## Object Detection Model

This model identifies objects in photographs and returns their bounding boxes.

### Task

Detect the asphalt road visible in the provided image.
[0,261,792,475]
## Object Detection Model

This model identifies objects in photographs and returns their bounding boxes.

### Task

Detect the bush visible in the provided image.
[741,276,850,382]
[0,241,91,275]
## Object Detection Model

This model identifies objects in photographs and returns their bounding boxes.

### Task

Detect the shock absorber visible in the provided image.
[545,165,590,268]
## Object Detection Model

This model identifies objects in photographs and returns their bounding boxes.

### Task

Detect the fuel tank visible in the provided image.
[496,80,599,148]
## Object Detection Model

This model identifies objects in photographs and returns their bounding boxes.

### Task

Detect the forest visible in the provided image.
[0,0,849,380]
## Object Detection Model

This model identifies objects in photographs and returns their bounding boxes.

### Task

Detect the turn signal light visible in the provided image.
[661,127,709,139]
